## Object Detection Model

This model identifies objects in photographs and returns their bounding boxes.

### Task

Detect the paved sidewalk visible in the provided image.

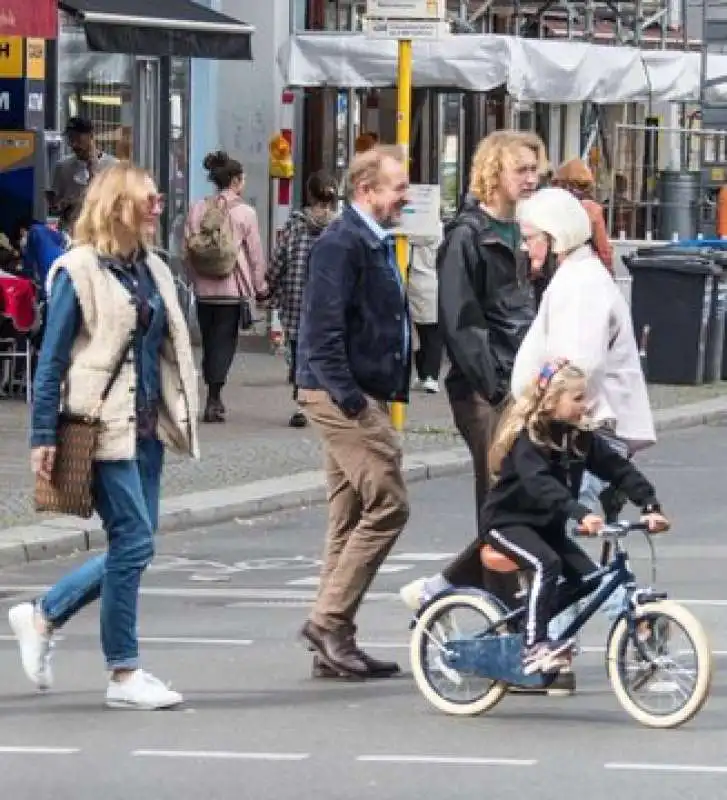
[2,344,727,554]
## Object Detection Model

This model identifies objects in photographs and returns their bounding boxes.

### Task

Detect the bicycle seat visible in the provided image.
[480,544,520,574]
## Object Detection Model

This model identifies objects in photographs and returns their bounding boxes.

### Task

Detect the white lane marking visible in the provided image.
[132,750,309,761]
[0,635,252,646]
[357,755,536,767]
[3,585,727,608]
[139,637,253,646]
[677,599,727,607]
[0,746,80,755]
[605,762,727,775]
[285,577,320,587]
[389,552,455,561]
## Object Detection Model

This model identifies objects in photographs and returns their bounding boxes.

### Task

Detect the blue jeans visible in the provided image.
[548,442,629,642]
[40,439,163,671]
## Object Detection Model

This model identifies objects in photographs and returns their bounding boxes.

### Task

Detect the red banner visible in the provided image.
[0,0,57,39]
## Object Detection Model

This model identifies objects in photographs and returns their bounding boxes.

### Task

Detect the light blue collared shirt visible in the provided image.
[351,204,410,360]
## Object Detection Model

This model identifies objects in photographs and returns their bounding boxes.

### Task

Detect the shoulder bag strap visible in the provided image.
[88,333,135,418]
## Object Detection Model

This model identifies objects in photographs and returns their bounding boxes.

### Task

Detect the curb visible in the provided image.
[1,395,726,570]
[0,448,472,571]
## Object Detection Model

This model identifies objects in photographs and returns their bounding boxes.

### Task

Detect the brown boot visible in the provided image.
[300,620,369,678]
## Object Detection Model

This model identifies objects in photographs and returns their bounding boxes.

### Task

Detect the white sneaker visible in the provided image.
[422,377,440,394]
[105,669,183,710]
[399,577,433,611]
[8,602,54,690]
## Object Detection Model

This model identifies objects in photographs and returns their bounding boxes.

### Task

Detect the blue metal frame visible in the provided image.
[415,541,668,687]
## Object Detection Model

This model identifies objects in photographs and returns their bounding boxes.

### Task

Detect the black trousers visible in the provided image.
[414,323,444,381]
[287,337,299,401]
[486,526,597,646]
[196,301,240,391]
[440,391,523,605]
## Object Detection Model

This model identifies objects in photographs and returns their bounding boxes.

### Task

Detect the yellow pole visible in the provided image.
[390,38,412,432]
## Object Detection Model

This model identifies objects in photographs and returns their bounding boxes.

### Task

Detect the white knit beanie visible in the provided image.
[516,186,592,254]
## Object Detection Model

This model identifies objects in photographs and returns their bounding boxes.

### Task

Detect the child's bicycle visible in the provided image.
[409,520,713,729]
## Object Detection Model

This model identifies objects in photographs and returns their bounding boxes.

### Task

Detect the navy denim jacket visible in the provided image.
[295,204,411,417]
[31,258,168,448]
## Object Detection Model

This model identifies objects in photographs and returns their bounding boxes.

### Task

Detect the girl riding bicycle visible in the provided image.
[480,359,670,676]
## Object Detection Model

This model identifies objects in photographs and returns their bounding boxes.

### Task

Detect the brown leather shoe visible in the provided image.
[300,620,369,678]
[312,651,400,679]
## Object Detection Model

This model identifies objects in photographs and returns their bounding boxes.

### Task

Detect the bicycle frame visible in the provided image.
[476,542,639,641]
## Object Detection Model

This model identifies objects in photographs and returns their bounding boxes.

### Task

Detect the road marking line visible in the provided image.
[0,634,252,646]
[377,564,412,574]
[358,642,727,656]
[3,585,727,608]
[605,762,727,775]
[132,750,309,761]
[389,553,455,561]
[139,637,253,646]
[0,747,80,755]
[357,755,536,767]
[285,577,320,587]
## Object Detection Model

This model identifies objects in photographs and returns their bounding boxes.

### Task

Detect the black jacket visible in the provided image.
[437,202,535,406]
[296,205,411,417]
[479,424,660,539]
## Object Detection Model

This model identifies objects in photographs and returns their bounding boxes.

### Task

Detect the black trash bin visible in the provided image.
[665,244,727,382]
[624,249,721,385]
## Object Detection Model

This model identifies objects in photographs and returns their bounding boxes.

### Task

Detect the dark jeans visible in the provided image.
[39,439,163,670]
[442,390,520,605]
[197,301,240,392]
[414,323,443,381]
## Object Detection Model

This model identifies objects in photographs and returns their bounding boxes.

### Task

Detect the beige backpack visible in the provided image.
[185,196,238,279]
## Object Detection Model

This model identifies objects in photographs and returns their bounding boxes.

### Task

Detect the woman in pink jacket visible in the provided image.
[186,151,267,422]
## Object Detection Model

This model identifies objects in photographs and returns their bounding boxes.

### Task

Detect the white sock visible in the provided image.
[424,574,452,595]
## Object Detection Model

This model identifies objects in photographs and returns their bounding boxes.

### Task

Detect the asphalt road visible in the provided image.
[0,424,725,799]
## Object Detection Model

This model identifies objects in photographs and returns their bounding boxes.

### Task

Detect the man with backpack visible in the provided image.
[399,130,546,614]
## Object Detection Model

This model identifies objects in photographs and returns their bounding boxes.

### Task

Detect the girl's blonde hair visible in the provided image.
[489,361,588,479]
[468,131,549,204]
[74,162,157,256]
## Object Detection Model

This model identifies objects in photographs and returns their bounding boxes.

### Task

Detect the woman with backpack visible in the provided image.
[266,171,338,428]
[185,151,267,423]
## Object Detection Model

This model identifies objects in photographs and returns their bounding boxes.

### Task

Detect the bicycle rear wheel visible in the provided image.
[606,599,713,728]
[410,592,509,716]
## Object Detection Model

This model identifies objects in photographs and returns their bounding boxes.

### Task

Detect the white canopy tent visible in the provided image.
[278,33,727,105]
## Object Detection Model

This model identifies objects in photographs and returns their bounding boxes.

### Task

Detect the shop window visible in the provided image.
[57,12,133,160]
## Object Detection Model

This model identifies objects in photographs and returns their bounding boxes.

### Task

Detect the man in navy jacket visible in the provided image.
[296,144,411,680]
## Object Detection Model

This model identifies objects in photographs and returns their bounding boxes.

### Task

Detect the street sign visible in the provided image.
[364,18,448,39]
[394,184,442,238]
[366,0,445,20]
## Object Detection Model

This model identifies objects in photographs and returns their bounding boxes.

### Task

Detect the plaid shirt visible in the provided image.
[267,209,333,341]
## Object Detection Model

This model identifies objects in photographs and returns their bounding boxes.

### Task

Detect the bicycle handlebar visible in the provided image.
[597,520,650,538]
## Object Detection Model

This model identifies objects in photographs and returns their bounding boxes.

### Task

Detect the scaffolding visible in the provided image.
[447,0,691,46]
[697,1,727,236]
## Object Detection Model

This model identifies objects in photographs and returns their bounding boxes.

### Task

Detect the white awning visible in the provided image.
[278,33,727,104]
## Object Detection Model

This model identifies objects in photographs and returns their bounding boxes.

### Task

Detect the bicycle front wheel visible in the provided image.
[606,599,713,729]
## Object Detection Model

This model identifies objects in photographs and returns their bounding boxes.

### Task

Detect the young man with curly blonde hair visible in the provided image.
[400,130,547,614]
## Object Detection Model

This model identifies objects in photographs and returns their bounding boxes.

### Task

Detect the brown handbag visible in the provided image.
[34,338,134,519]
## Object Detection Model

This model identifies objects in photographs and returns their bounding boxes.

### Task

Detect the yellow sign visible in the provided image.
[0,131,35,172]
[26,38,45,80]
[0,36,23,79]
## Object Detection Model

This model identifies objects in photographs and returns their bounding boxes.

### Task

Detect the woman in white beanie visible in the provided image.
[511,185,655,695]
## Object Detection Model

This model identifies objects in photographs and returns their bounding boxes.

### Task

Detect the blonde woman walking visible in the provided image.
[9,163,198,709]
